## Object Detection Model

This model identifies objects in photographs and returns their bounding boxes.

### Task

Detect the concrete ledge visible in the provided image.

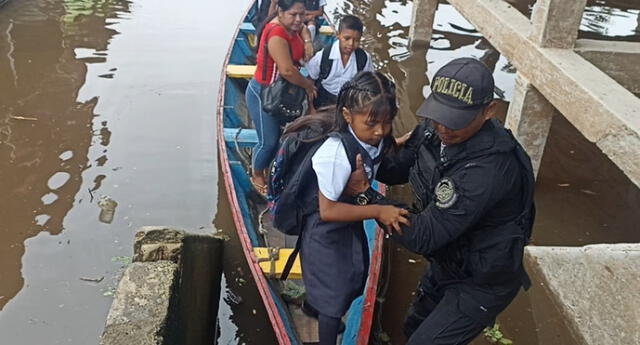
[102,228,224,345]
[525,244,640,345]
[101,261,179,345]
[133,227,186,263]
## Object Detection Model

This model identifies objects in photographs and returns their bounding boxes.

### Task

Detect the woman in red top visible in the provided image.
[246,0,316,196]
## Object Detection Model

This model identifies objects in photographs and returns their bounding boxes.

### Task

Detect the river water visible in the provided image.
[0,0,638,344]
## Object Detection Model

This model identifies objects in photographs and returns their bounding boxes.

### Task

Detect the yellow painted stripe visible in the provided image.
[254,247,302,280]
[226,65,256,79]
[319,25,334,36]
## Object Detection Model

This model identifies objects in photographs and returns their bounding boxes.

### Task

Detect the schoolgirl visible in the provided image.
[283,71,410,344]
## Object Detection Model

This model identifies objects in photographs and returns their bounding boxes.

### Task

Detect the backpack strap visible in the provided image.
[280,237,301,280]
[332,131,394,172]
[318,43,333,81]
[355,48,367,72]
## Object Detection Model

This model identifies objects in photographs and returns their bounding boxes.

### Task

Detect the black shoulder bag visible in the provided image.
[260,26,308,122]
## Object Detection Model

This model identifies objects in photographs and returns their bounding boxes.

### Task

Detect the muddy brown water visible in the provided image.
[0,0,638,344]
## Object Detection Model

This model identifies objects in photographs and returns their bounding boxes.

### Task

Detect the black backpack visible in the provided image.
[267,126,391,280]
[318,44,368,81]
[267,127,367,236]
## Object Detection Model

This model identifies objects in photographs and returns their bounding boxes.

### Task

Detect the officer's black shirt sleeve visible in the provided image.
[393,161,503,256]
[375,122,427,185]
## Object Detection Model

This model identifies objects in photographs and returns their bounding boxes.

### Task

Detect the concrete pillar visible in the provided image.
[408,0,438,49]
[505,0,586,176]
[505,75,555,176]
[530,0,587,48]
[176,235,224,345]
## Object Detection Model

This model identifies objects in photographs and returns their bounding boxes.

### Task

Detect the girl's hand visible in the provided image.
[376,206,410,235]
[395,130,413,146]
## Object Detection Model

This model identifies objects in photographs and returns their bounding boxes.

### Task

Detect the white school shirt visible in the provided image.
[311,127,385,201]
[305,41,374,96]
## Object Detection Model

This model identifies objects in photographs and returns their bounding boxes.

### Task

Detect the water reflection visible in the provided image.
[0,0,129,313]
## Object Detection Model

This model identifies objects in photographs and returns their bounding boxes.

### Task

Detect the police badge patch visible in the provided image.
[435,177,458,208]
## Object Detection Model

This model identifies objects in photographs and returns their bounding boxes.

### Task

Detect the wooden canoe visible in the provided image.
[216,2,385,344]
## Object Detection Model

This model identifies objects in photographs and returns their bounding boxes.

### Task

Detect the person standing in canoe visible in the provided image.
[283,71,410,345]
[306,15,374,109]
[246,0,316,196]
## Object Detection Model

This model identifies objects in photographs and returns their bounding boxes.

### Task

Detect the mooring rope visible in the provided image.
[258,207,269,246]
[233,128,252,169]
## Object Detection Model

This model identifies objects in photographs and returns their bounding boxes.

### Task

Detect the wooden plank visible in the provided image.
[226,64,256,79]
[319,25,334,36]
[239,22,256,34]
[288,304,319,343]
[254,247,302,280]
[446,0,640,188]
[224,128,258,147]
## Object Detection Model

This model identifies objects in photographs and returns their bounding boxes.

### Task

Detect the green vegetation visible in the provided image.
[483,323,513,345]
[111,255,131,267]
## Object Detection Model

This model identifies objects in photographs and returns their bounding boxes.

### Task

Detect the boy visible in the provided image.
[306,15,374,109]
[304,0,327,41]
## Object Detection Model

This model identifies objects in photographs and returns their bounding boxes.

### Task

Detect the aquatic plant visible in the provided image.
[483,323,513,345]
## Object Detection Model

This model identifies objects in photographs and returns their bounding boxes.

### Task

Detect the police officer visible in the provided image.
[347,57,536,345]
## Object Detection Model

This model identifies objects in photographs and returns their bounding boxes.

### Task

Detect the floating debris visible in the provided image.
[80,276,104,283]
[98,195,118,224]
[9,115,38,121]
[224,290,243,306]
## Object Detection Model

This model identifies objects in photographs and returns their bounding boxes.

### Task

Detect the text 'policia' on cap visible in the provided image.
[417,58,495,130]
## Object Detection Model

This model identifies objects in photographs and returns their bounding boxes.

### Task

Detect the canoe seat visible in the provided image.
[239,22,256,34]
[224,128,257,147]
[319,25,334,35]
[226,65,256,79]
[239,21,332,36]
[254,247,302,280]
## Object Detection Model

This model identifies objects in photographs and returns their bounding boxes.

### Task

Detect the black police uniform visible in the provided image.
[375,118,535,345]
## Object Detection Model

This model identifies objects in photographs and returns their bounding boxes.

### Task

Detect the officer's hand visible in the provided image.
[345,154,370,196]
[376,206,410,235]
[395,130,413,146]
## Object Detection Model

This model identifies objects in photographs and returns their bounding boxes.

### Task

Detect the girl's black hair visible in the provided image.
[256,0,306,43]
[284,71,398,142]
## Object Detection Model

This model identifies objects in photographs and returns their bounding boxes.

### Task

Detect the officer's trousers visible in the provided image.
[404,286,485,345]
[403,273,519,345]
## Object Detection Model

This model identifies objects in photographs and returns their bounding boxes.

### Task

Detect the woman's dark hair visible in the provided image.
[284,71,398,142]
[256,0,306,42]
